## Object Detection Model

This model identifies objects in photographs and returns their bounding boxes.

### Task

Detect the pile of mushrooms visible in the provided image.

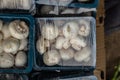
[0,0,32,10]
[0,20,28,68]
[36,19,92,66]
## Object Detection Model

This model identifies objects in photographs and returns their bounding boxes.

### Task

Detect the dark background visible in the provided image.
[105,0,120,80]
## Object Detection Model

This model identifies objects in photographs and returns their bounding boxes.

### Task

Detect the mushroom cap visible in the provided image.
[15,51,27,67]
[63,39,71,49]
[9,20,29,39]
[36,37,46,55]
[19,39,28,51]
[78,19,90,36]
[1,24,11,39]
[44,39,50,47]
[43,50,61,66]
[63,21,79,39]
[55,37,65,49]
[41,23,59,40]
[72,44,82,51]
[22,0,31,9]
[70,36,87,48]
[3,37,20,54]
[59,48,74,61]
[74,46,91,62]
[0,52,14,68]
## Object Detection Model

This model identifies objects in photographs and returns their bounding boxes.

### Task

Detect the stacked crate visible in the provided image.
[0,0,102,80]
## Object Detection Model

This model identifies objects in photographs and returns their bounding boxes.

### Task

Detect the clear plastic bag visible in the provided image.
[36,0,73,6]
[36,4,96,16]
[35,17,96,70]
[36,0,95,6]
[36,0,98,8]
[0,0,35,14]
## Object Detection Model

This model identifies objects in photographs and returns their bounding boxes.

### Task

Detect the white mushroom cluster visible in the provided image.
[0,20,28,68]
[36,19,92,66]
[0,0,32,10]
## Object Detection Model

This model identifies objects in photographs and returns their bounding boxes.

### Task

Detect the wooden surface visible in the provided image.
[94,0,106,80]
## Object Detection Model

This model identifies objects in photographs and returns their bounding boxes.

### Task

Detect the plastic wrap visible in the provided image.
[0,14,35,73]
[34,17,96,70]
[36,0,98,8]
[36,4,96,15]
[0,0,35,14]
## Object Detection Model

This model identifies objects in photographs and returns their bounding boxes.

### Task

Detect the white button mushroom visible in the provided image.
[63,21,79,39]
[9,20,29,39]
[22,0,32,9]
[0,52,14,68]
[55,37,65,49]
[71,44,82,51]
[74,46,91,62]
[55,37,71,49]
[3,37,20,54]
[41,23,59,40]
[43,50,61,66]
[44,39,50,48]
[19,39,28,51]
[70,36,87,50]
[78,19,90,37]
[84,56,91,62]
[59,48,74,61]
[36,37,46,55]
[62,39,71,49]
[15,51,27,67]
[1,24,11,39]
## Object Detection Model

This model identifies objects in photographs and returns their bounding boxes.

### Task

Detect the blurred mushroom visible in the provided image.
[62,39,71,49]
[55,37,65,49]
[15,51,27,67]
[3,37,20,54]
[74,46,91,62]
[19,39,28,51]
[9,20,29,39]
[59,48,74,61]
[63,21,79,39]
[1,24,11,39]
[0,52,14,68]
[70,36,87,50]
[41,23,59,40]
[78,19,90,37]
[43,50,61,66]
[36,37,46,55]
